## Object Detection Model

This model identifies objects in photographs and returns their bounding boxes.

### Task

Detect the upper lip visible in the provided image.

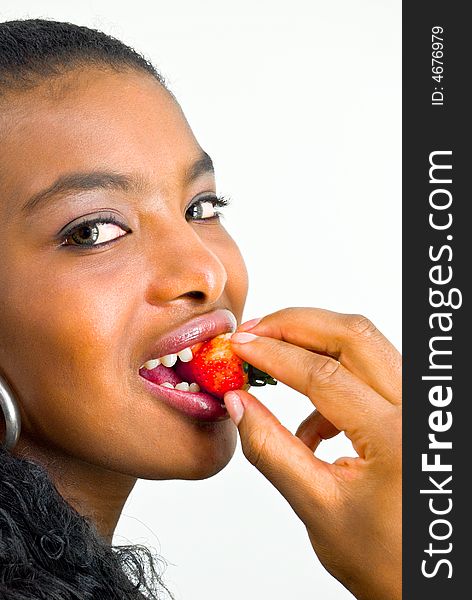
[138,308,237,368]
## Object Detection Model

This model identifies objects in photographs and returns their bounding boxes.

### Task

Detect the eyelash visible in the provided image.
[59,195,229,249]
[185,195,229,222]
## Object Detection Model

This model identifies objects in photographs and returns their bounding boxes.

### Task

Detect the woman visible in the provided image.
[0,19,401,600]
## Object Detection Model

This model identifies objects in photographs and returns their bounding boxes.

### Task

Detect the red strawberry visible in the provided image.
[176,333,276,400]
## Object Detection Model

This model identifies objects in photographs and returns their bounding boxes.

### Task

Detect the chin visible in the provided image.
[183,448,235,480]
[138,419,238,481]
[174,422,237,480]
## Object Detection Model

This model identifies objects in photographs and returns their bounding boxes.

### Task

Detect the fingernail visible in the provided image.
[238,317,262,331]
[224,391,244,426]
[231,332,258,344]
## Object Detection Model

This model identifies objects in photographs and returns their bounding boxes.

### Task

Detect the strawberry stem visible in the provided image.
[243,362,277,387]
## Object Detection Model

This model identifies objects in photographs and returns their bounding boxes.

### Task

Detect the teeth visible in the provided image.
[140,346,194,372]
[177,347,193,362]
[160,353,178,368]
[174,381,201,392]
[161,381,200,392]
[142,358,160,370]
[175,382,190,391]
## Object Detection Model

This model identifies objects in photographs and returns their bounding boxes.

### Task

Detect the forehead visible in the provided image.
[0,67,202,215]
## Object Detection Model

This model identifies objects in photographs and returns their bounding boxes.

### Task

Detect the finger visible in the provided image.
[224,388,338,523]
[231,333,396,451]
[295,410,340,452]
[239,308,401,405]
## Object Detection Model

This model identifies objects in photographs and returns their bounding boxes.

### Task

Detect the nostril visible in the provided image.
[186,291,205,300]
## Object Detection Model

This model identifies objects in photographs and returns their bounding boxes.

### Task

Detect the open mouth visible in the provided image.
[139,346,209,395]
[137,309,237,421]
[138,349,230,422]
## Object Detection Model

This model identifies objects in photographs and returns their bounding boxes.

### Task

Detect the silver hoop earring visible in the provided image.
[0,373,21,451]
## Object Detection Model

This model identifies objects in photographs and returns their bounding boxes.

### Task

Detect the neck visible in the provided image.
[13,436,137,544]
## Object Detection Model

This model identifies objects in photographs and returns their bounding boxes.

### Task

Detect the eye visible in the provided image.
[59,213,131,248]
[186,195,229,222]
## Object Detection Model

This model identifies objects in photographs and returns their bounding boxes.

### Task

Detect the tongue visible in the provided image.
[140,364,182,386]
[173,360,195,385]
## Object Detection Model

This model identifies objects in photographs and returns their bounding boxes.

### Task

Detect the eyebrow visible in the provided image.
[21,150,215,214]
[185,151,214,186]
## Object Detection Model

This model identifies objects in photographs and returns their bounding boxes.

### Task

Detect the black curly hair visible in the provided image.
[0,18,174,599]
[0,446,173,599]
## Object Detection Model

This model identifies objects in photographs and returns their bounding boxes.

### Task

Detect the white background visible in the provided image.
[1,2,401,599]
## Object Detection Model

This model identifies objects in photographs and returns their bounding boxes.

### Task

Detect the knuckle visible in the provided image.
[374,407,402,469]
[270,306,298,321]
[306,355,341,388]
[345,314,379,341]
[387,407,402,451]
[265,337,287,363]
[243,427,272,470]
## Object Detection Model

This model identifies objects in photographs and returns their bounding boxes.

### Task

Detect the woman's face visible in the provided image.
[0,67,248,481]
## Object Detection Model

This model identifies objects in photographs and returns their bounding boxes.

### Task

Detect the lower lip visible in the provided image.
[139,374,230,422]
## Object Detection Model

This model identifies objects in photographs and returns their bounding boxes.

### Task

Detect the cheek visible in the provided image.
[0,253,136,432]
[12,261,131,369]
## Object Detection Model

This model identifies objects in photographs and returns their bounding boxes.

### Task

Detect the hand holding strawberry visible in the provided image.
[223,308,402,600]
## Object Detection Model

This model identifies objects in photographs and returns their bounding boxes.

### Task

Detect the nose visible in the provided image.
[144,223,228,306]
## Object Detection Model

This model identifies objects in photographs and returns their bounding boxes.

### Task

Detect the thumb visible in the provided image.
[223,389,337,521]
